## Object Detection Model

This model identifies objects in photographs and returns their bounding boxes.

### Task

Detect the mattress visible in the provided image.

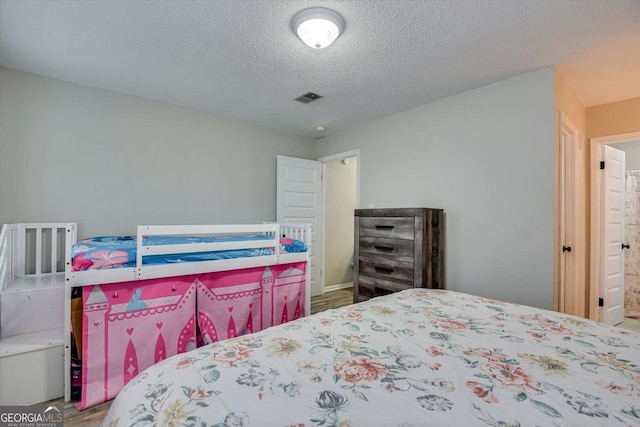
[102,289,640,426]
[71,235,307,271]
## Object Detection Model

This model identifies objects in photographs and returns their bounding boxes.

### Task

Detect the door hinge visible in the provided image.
[598,298,604,307]
[600,161,605,170]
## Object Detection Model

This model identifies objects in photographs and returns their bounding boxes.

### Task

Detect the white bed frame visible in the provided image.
[63,222,311,402]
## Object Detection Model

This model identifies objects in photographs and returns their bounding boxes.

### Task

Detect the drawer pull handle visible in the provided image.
[375,225,394,230]
[374,245,394,252]
[374,266,394,274]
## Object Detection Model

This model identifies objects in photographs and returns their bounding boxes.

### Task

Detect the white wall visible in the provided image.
[614,140,640,171]
[0,66,557,308]
[0,68,315,238]
[324,157,357,287]
[317,68,555,309]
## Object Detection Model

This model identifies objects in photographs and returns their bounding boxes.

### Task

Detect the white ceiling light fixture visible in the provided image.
[291,8,345,49]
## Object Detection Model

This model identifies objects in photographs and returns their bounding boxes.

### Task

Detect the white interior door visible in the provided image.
[276,155,323,296]
[559,130,577,315]
[557,112,587,318]
[601,145,625,325]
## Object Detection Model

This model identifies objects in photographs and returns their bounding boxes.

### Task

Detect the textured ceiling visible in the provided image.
[1,0,639,139]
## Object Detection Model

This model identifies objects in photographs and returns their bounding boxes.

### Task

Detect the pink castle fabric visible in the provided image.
[196,263,307,345]
[78,262,306,409]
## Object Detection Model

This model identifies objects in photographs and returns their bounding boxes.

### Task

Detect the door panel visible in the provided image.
[601,145,625,325]
[560,130,577,315]
[276,155,323,296]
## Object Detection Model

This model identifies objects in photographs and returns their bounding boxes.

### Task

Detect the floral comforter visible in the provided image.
[102,289,640,427]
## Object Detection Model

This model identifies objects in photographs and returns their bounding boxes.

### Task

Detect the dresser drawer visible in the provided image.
[354,207,444,300]
[359,217,414,240]
[358,258,413,283]
[358,284,394,299]
[358,275,413,296]
[359,237,414,262]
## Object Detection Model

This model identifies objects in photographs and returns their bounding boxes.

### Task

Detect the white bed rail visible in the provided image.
[135,223,280,280]
[0,223,76,293]
[137,224,279,258]
[278,222,312,245]
[65,222,311,285]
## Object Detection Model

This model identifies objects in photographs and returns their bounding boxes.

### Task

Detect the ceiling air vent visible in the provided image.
[294,92,323,104]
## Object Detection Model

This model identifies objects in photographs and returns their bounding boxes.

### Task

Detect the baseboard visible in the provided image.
[324,282,353,293]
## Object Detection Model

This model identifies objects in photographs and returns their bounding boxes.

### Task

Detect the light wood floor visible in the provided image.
[45,286,355,426]
[310,286,353,314]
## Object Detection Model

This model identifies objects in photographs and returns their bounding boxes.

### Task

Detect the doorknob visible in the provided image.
[562,246,572,253]
[622,243,630,250]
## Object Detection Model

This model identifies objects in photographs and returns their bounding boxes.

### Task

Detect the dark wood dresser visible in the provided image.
[353,208,444,303]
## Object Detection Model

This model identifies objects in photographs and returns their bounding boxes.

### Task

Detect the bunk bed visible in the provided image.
[63,222,311,409]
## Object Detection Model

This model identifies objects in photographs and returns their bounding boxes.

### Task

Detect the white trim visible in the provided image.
[317,149,361,295]
[589,131,640,321]
[590,132,640,145]
[317,149,360,164]
[323,282,353,293]
[317,149,361,208]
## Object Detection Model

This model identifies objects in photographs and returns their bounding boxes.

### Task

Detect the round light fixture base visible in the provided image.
[291,8,345,49]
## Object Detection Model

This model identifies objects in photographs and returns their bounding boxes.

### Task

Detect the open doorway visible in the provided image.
[590,132,640,324]
[319,150,359,294]
[616,140,640,321]
[276,151,360,297]
[322,155,358,292]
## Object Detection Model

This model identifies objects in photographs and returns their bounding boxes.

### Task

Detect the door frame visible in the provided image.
[589,131,640,321]
[317,149,360,293]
